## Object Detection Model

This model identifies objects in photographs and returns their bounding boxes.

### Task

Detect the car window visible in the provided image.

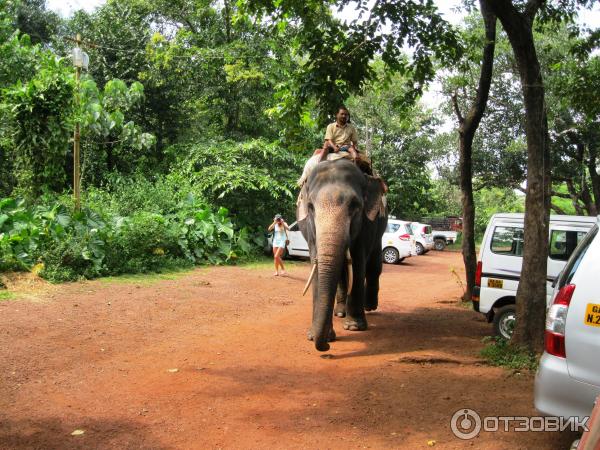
[405,224,414,235]
[549,229,587,261]
[424,225,432,234]
[490,226,524,256]
[557,225,598,289]
[386,223,401,233]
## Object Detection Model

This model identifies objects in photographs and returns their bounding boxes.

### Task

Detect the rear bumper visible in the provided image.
[535,352,600,421]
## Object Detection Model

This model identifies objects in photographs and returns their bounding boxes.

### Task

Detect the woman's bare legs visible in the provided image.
[273,247,286,275]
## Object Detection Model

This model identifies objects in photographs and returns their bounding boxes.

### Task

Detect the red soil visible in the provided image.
[0,252,577,449]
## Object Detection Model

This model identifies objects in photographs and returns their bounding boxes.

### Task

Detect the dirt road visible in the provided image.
[0,252,577,449]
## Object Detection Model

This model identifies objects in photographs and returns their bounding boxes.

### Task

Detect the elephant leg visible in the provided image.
[344,249,367,331]
[365,248,382,311]
[335,267,347,317]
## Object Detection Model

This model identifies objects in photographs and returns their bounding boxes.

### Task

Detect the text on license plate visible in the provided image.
[487,279,503,289]
[584,304,600,327]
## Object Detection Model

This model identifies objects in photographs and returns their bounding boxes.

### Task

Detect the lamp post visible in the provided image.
[71,34,89,211]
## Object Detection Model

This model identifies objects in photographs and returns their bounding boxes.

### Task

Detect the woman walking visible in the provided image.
[268,214,289,276]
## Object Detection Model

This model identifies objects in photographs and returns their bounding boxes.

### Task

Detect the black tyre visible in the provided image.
[493,304,516,339]
[382,247,399,264]
[415,242,425,255]
[434,239,446,251]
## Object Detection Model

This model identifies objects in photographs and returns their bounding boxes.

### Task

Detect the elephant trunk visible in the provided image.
[313,231,346,352]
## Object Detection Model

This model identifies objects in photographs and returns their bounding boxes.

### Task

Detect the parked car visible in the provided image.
[535,218,600,421]
[472,213,596,339]
[265,221,309,259]
[411,222,434,255]
[382,219,416,264]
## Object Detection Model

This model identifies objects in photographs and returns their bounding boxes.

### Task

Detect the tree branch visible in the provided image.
[451,93,464,124]
[524,0,545,24]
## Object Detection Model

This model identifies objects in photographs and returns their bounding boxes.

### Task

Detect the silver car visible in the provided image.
[535,220,600,420]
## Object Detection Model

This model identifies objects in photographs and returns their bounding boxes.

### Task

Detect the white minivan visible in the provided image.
[472,213,596,339]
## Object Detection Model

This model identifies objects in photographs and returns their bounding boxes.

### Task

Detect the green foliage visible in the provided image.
[474,187,525,237]
[480,336,539,372]
[172,139,304,227]
[0,195,252,282]
[347,65,440,219]
[2,50,73,199]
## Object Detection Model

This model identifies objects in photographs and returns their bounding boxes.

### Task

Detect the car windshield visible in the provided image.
[557,224,598,289]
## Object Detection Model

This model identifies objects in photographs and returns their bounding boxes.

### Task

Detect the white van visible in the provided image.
[472,213,596,339]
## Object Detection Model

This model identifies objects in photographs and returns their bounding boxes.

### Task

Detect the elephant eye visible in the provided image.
[308,202,315,213]
[349,199,361,213]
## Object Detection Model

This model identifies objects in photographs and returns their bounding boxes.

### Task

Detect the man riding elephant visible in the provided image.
[299,106,385,188]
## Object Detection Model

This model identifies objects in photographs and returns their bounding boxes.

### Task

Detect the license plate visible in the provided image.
[584,303,600,327]
[487,279,503,289]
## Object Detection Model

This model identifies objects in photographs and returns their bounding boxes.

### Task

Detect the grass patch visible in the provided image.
[480,336,538,371]
[99,266,196,285]
[238,255,309,270]
[0,291,16,301]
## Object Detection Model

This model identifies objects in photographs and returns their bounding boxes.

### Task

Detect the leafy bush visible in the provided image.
[0,194,253,282]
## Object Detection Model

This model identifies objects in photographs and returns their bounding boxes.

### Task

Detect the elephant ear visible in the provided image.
[297,184,309,222]
[364,176,386,222]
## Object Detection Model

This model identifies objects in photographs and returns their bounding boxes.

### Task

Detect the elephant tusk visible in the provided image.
[346,249,353,296]
[303,263,318,296]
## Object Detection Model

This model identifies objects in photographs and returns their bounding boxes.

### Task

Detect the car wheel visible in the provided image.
[415,242,424,255]
[382,247,399,264]
[434,239,446,251]
[493,304,516,339]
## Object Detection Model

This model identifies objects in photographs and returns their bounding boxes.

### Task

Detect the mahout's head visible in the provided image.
[335,106,350,125]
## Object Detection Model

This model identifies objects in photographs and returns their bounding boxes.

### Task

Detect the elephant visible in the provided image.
[297,158,388,352]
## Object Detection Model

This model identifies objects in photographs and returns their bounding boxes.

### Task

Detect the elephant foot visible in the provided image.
[334,302,346,317]
[343,318,367,331]
[307,328,336,342]
[365,304,378,312]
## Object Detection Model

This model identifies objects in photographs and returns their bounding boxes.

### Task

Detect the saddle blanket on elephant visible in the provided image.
[297,151,371,186]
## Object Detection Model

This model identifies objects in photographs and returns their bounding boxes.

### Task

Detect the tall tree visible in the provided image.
[451,1,497,302]
[483,0,594,351]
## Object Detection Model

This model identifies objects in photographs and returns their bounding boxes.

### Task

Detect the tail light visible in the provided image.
[545,284,576,358]
[398,233,410,241]
[475,261,482,287]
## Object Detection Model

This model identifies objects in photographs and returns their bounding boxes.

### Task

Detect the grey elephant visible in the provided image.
[297,158,388,352]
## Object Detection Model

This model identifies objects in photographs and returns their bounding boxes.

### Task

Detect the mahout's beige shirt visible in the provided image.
[325,122,358,146]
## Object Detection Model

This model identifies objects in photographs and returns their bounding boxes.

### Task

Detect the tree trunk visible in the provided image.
[487,0,551,353]
[587,145,600,212]
[452,1,497,302]
[566,179,585,215]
